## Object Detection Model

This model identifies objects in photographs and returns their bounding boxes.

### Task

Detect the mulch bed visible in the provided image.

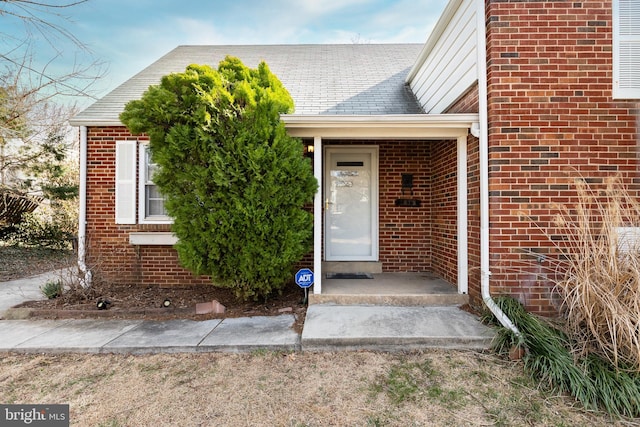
[2,246,308,331]
[14,279,308,332]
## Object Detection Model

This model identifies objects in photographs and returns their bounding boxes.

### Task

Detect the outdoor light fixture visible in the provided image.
[96,299,111,310]
[162,299,171,308]
[401,173,414,195]
[307,145,314,154]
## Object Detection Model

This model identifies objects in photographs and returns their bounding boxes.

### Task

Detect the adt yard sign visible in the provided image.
[295,268,314,288]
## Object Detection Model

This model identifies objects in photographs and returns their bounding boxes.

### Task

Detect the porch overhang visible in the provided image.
[281,113,479,139]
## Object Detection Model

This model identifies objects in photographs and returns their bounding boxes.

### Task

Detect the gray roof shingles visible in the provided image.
[73,44,424,124]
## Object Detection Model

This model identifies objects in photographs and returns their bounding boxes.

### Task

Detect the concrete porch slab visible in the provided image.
[310,273,468,306]
[301,305,495,352]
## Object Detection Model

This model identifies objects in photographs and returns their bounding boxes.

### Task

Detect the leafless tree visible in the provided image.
[1,0,104,195]
[1,0,105,252]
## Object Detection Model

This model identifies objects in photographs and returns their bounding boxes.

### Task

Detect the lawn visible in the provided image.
[0,350,626,426]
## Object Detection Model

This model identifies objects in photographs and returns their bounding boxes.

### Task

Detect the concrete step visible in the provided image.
[308,293,468,306]
[301,305,495,352]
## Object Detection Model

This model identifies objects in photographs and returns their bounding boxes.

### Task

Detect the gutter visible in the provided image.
[78,126,92,288]
[475,0,520,336]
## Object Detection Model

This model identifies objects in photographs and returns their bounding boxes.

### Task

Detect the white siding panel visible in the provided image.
[409,0,478,113]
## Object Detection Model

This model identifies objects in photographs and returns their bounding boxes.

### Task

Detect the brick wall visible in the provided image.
[85,132,461,286]
[447,84,479,114]
[378,140,433,272]
[430,140,458,284]
[324,140,436,272]
[466,135,481,304]
[486,0,639,314]
[85,127,210,287]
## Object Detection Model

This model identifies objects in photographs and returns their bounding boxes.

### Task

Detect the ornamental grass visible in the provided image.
[551,176,640,373]
[487,176,640,417]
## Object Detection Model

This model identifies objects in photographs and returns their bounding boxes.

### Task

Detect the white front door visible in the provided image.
[325,147,378,261]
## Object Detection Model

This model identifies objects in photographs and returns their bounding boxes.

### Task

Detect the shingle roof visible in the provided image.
[71,44,424,125]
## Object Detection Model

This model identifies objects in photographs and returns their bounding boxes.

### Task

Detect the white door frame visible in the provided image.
[324,146,379,262]
[311,137,468,296]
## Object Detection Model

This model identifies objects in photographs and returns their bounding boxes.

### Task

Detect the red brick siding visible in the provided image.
[324,140,434,272]
[447,84,479,114]
[430,140,458,284]
[85,132,464,285]
[466,135,481,304]
[379,141,432,272]
[85,127,210,287]
[321,138,461,281]
[486,0,640,314]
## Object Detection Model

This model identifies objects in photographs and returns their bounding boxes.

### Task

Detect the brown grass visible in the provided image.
[550,176,640,372]
[0,351,625,426]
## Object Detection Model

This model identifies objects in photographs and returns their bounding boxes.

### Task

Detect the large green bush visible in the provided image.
[121,57,317,300]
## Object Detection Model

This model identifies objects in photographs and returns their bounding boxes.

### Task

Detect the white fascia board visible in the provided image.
[69,118,124,127]
[406,0,466,84]
[281,114,478,139]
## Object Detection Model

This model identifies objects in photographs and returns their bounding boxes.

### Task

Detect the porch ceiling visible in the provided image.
[281,113,479,139]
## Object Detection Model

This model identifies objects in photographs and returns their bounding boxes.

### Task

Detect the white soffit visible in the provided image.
[281,114,479,139]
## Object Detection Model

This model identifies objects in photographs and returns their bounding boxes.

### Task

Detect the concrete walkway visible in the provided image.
[0,270,60,317]
[0,272,495,354]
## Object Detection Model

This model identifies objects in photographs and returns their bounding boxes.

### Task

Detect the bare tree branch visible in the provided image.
[0,0,97,196]
[0,0,90,52]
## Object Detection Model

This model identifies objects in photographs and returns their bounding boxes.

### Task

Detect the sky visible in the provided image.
[1,0,449,108]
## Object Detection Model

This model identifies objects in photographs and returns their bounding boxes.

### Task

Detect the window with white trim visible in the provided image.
[613,0,640,99]
[139,144,171,223]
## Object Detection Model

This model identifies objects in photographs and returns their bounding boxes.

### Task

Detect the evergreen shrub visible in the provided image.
[121,57,317,300]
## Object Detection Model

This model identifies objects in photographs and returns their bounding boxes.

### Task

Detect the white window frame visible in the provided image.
[613,0,640,99]
[138,144,172,224]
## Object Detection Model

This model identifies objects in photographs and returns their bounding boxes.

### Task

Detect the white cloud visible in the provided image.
[291,0,372,15]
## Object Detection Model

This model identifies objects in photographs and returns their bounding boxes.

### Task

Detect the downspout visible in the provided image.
[78,126,92,288]
[476,0,520,335]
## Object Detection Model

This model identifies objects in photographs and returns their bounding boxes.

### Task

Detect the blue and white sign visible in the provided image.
[295,268,314,289]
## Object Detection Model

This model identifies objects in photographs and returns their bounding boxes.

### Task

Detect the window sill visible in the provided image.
[138,217,173,225]
[129,232,178,246]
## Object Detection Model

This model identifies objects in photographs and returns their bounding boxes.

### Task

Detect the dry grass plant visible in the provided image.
[548,176,640,372]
